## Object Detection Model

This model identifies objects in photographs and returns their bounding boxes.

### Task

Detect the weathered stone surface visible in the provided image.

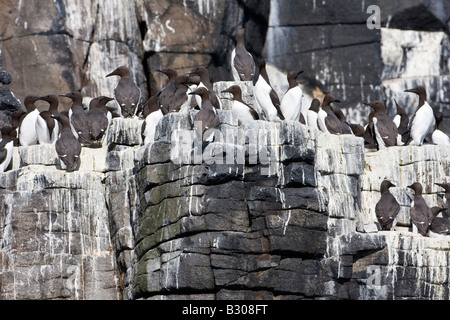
[2,67,450,302]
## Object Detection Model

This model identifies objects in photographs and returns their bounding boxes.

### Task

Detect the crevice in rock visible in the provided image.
[80,3,100,88]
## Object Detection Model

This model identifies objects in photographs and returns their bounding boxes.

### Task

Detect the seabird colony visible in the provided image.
[1,28,449,239]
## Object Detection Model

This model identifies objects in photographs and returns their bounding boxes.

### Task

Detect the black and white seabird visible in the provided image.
[231,28,255,82]
[317,94,342,134]
[189,87,220,144]
[429,207,450,236]
[0,127,17,173]
[435,182,450,219]
[375,180,400,231]
[141,95,164,145]
[332,107,353,135]
[60,91,91,146]
[53,113,82,172]
[106,66,141,118]
[408,182,433,236]
[156,68,178,114]
[393,99,410,146]
[364,101,397,150]
[142,94,160,118]
[88,96,114,145]
[19,96,40,147]
[307,99,320,130]
[188,66,222,110]
[280,71,304,122]
[35,95,60,145]
[165,74,192,114]
[431,112,450,146]
[253,58,284,121]
[404,86,435,146]
[362,109,378,149]
[11,110,26,146]
[221,85,259,123]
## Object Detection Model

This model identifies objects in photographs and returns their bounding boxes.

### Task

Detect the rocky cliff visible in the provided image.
[1,0,450,301]
[2,81,450,300]
[1,0,449,125]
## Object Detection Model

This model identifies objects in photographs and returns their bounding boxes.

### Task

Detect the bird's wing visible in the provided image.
[269,89,285,120]
[376,115,398,146]
[233,52,255,81]
[325,114,343,134]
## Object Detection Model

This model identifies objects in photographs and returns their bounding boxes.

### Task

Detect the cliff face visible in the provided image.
[2,81,450,300]
[1,0,449,125]
[2,0,450,300]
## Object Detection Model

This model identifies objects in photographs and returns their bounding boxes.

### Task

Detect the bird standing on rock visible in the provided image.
[19,96,40,147]
[0,127,17,173]
[429,207,450,236]
[35,95,60,145]
[60,91,91,146]
[53,113,82,172]
[189,87,220,144]
[431,112,450,146]
[317,94,342,134]
[221,85,259,123]
[393,100,410,146]
[106,66,141,118]
[253,58,284,121]
[408,182,433,236]
[307,99,320,130]
[88,96,114,145]
[375,180,400,231]
[231,28,255,82]
[156,68,178,114]
[404,86,435,146]
[280,71,304,122]
[141,95,164,145]
[365,101,397,150]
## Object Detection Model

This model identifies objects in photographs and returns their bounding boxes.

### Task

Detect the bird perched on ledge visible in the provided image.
[0,126,17,173]
[106,66,141,118]
[375,180,400,231]
[231,28,255,82]
[19,95,40,147]
[404,86,435,146]
[221,85,259,124]
[408,182,433,236]
[53,113,82,172]
[364,101,397,150]
[280,70,304,122]
[88,96,114,145]
[253,58,284,121]
[317,94,342,134]
[35,94,60,145]
[60,91,91,146]
[189,87,219,145]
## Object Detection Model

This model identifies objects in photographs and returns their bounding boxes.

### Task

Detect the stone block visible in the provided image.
[282,161,317,187]
[107,118,144,147]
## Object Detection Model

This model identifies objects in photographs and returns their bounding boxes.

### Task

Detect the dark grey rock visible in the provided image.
[0,71,12,85]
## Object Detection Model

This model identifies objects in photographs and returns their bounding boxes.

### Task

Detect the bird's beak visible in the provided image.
[106,71,117,78]
[404,89,414,93]
[221,90,229,94]
[334,99,341,103]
